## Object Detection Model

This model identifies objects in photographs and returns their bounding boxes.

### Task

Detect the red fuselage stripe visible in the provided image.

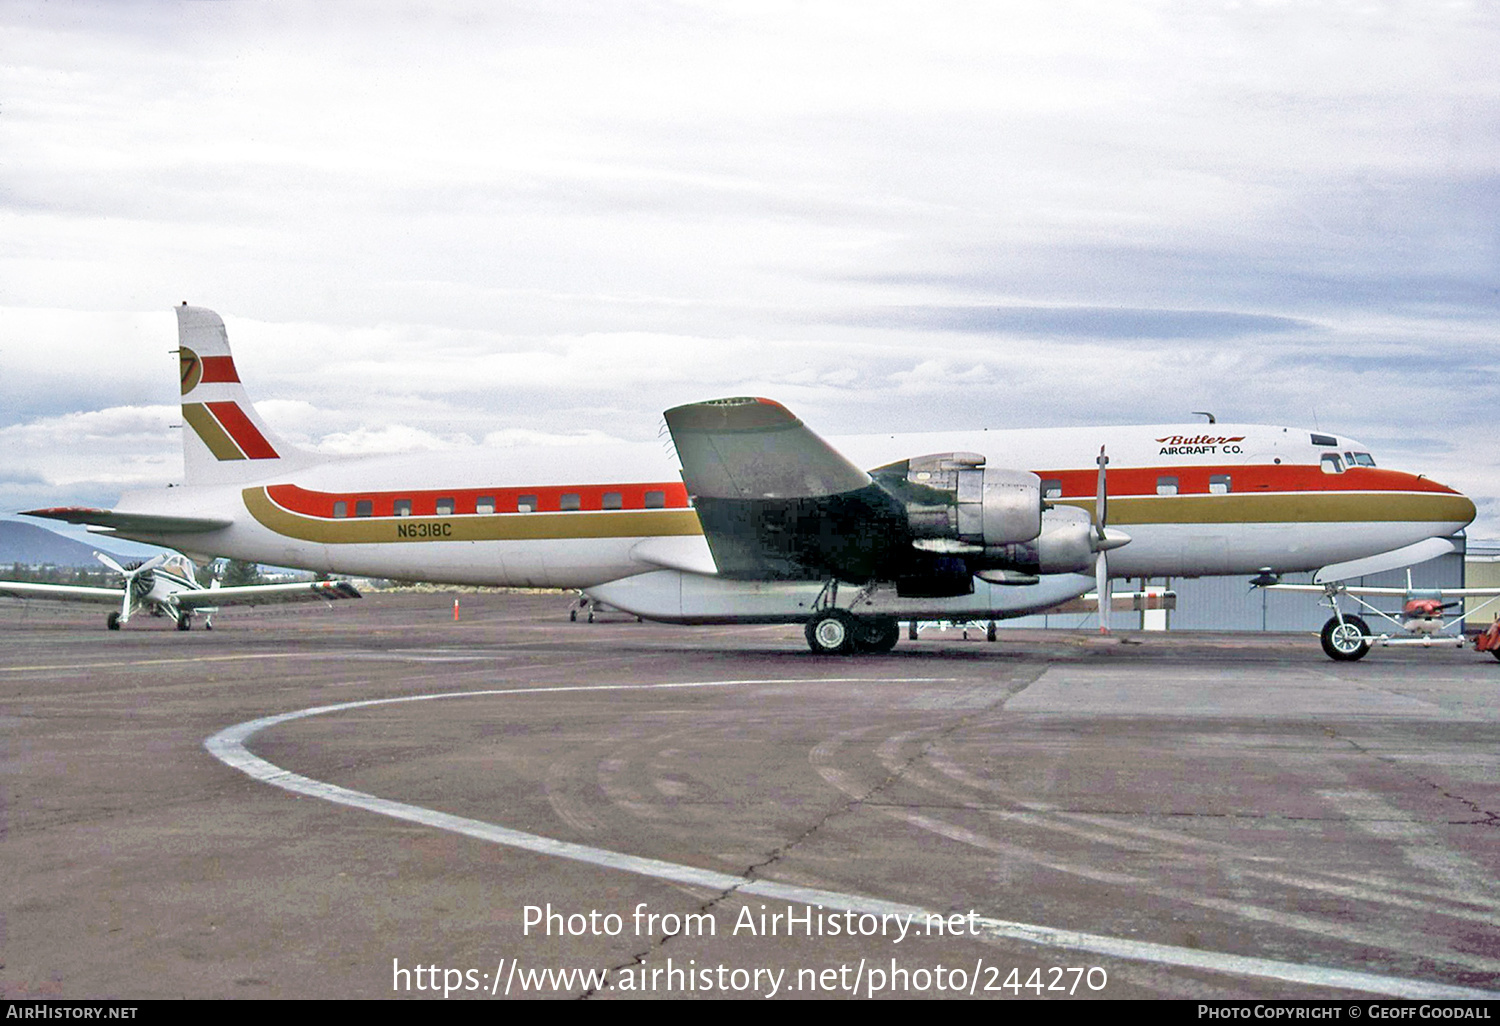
[266,482,693,518]
[1034,464,1458,497]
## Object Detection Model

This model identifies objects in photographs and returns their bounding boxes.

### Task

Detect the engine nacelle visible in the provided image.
[889,452,1043,548]
[982,504,1096,575]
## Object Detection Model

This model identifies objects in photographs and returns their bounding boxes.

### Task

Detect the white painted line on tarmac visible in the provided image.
[204,679,1498,1000]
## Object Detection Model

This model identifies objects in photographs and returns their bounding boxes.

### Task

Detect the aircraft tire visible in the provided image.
[106,612,121,631]
[853,617,900,653]
[176,615,192,632]
[805,610,857,655]
[1320,615,1370,661]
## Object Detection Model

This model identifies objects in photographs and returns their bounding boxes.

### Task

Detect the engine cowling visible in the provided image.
[886,452,1043,549]
[982,504,1096,575]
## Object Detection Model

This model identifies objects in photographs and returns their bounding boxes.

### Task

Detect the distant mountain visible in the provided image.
[0,521,140,567]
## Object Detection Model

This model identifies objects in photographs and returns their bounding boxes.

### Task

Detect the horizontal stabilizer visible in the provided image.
[1312,536,1457,584]
[22,507,232,535]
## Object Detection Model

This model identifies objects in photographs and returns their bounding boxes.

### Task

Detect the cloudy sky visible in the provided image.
[3,0,1498,548]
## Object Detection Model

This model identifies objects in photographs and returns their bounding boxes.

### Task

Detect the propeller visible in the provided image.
[1091,446,1131,634]
[95,552,166,626]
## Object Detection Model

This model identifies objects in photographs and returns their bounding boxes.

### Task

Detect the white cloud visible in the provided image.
[2,1,1497,540]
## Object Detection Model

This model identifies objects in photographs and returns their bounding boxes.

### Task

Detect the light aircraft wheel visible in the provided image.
[176,615,192,632]
[986,620,998,642]
[1320,615,1370,661]
[805,610,856,655]
[106,612,121,631]
[853,617,900,653]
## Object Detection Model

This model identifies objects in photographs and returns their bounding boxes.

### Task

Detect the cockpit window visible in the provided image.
[1320,453,1345,474]
[1311,433,1338,447]
[1351,452,1376,467]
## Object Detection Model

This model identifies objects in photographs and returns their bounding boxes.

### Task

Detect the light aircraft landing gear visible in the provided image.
[176,614,192,631]
[106,612,121,631]
[1320,614,1370,661]
[804,611,900,655]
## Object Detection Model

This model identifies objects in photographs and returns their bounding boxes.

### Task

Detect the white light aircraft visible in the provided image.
[23,305,1476,653]
[0,551,360,631]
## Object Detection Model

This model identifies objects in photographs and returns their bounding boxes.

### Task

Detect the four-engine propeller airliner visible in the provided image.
[0,550,360,631]
[22,305,1476,653]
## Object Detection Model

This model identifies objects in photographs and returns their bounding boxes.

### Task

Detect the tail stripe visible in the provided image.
[199,356,241,384]
[182,403,246,461]
[205,401,280,460]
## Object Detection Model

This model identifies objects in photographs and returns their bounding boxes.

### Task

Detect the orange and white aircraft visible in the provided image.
[24,305,1476,653]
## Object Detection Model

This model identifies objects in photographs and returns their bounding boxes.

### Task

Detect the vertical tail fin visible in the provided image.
[176,304,313,486]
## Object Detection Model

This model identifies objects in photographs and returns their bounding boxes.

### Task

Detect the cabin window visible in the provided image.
[560,493,581,511]
[1041,479,1062,500]
[1311,433,1338,447]
[602,492,623,510]
[1156,475,1179,496]
[476,496,495,514]
[1209,474,1232,494]
[435,497,454,516]
[517,494,536,513]
[393,499,412,516]
[355,500,373,517]
[644,490,666,509]
[333,501,347,518]
[1320,453,1345,474]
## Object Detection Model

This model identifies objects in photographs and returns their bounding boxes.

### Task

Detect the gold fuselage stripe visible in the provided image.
[243,487,703,543]
[1053,492,1474,525]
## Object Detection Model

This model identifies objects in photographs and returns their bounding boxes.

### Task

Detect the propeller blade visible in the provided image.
[1094,446,1109,542]
[1096,550,1111,634]
[95,551,127,576]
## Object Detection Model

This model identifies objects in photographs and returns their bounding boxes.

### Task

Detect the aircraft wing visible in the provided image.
[663,397,907,581]
[0,581,124,605]
[23,507,233,534]
[174,579,361,609]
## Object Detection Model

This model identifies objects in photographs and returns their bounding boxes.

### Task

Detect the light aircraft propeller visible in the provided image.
[95,551,167,626]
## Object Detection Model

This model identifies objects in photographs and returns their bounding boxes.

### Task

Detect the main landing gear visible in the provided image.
[804,610,900,655]
[1320,614,1371,662]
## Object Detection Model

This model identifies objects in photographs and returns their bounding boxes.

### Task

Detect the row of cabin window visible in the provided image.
[329,491,669,518]
[1041,476,1233,499]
